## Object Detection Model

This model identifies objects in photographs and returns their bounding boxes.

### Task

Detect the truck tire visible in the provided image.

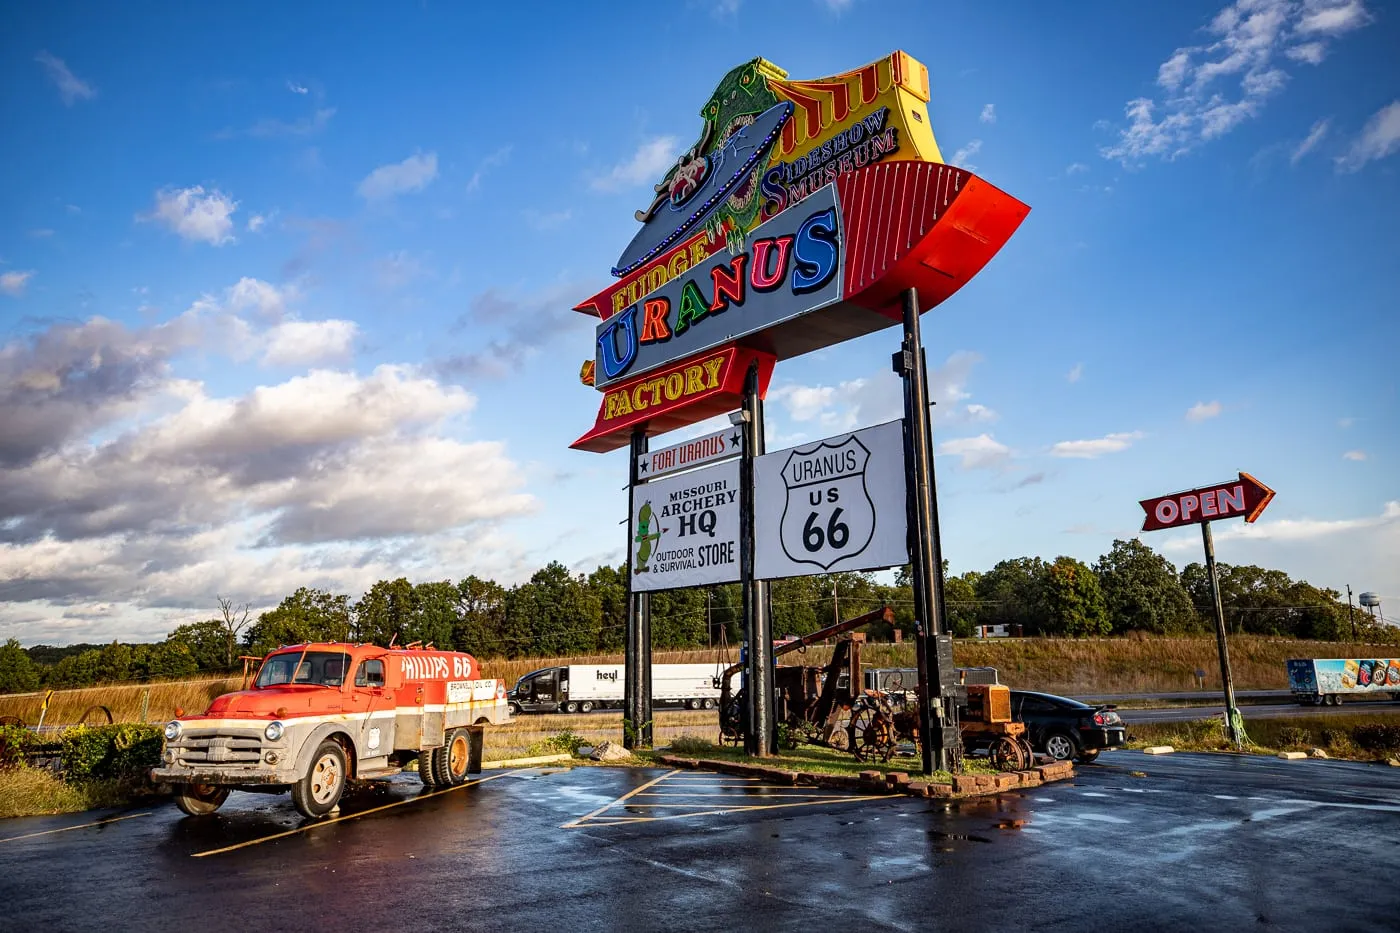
[508,701,522,716]
[292,741,346,818]
[702,698,715,709]
[430,741,455,786]
[564,701,578,714]
[417,749,440,788]
[441,729,472,786]
[173,783,230,816]
[580,701,594,713]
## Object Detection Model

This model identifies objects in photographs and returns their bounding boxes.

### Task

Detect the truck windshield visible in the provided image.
[254,651,350,688]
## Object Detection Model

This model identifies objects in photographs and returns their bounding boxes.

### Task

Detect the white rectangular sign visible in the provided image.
[637,427,742,481]
[630,458,741,592]
[754,419,908,580]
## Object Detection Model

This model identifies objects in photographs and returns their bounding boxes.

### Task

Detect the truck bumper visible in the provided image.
[150,764,293,786]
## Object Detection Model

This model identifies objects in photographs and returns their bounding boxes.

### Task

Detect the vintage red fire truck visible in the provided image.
[151,642,510,818]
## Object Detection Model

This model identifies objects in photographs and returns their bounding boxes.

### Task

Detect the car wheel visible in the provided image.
[580,701,594,713]
[174,783,229,816]
[292,741,346,818]
[564,701,578,714]
[1077,749,1100,764]
[1044,731,1078,762]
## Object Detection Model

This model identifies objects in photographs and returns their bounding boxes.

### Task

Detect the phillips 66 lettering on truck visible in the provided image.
[151,642,510,819]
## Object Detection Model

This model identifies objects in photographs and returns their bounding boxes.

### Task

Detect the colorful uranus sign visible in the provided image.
[571,51,1029,453]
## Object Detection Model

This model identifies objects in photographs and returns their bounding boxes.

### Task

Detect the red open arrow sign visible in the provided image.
[1139,472,1275,532]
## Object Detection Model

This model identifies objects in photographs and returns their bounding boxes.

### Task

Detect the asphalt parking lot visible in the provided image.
[2,752,1398,932]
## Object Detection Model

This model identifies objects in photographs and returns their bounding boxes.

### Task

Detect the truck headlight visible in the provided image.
[264,721,284,741]
[164,721,182,741]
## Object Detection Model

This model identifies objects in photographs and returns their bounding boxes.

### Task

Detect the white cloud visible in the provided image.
[247,213,268,233]
[1291,118,1330,163]
[28,228,55,239]
[1066,163,1089,175]
[1163,500,1398,550]
[374,250,426,289]
[1186,400,1223,421]
[248,107,336,138]
[951,139,982,168]
[965,403,998,422]
[524,209,572,231]
[357,152,439,200]
[1,270,35,297]
[1101,0,1373,164]
[261,320,358,366]
[939,434,1011,470]
[34,51,95,105]
[287,80,309,95]
[980,104,997,124]
[1335,100,1400,173]
[466,146,513,193]
[1049,430,1144,458]
[142,186,239,246]
[590,137,680,193]
[818,0,853,11]
[1067,363,1084,383]
[1339,416,1355,428]
[1344,450,1367,461]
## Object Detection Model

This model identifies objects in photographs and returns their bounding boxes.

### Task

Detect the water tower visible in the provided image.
[1359,592,1382,624]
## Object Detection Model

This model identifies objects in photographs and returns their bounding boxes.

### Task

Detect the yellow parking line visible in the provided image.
[0,811,151,845]
[193,771,514,858]
[635,791,857,798]
[560,770,677,829]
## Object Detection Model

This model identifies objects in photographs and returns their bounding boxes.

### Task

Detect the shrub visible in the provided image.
[0,765,89,818]
[532,729,586,756]
[0,724,38,766]
[669,734,717,755]
[60,723,163,783]
[1320,728,1346,748]
[1277,726,1311,749]
[1352,724,1400,753]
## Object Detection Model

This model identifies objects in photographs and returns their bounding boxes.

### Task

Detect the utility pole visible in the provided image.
[1347,585,1357,640]
[1202,520,1242,747]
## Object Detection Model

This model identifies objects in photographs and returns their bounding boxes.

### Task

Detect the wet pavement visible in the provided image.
[2,752,1399,932]
[1124,699,1400,723]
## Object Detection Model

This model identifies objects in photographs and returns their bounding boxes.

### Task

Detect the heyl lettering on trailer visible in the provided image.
[594,189,842,389]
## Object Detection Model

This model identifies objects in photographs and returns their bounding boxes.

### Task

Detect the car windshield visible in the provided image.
[255,650,350,688]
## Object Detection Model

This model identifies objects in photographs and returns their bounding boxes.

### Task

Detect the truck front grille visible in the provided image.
[176,732,264,766]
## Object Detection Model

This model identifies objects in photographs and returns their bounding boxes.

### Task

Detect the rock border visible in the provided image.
[655,754,1075,798]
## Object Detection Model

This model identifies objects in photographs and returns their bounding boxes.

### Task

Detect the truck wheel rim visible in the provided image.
[449,735,469,776]
[311,755,341,804]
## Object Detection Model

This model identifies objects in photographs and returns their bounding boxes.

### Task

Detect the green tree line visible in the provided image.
[1,539,1385,693]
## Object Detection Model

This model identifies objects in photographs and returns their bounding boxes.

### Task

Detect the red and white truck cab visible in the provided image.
[151,643,510,818]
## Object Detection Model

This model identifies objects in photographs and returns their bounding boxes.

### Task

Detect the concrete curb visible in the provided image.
[1276,751,1308,761]
[1143,746,1175,755]
[481,753,574,769]
[655,755,1075,799]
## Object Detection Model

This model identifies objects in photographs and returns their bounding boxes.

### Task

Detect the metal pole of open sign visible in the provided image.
[625,427,653,749]
[1201,520,1241,747]
[739,361,776,756]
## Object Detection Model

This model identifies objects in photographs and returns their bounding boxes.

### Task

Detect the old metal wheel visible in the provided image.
[990,736,1028,771]
[443,729,471,786]
[849,706,895,762]
[78,705,113,726]
[0,715,23,727]
[292,741,346,818]
[173,783,229,816]
[1044,731,1077,762]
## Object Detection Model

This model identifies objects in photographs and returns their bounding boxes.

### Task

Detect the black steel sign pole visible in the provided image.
[624,427,654,749]
[892,287,955,774]
[739,361,776,756]
[1201,520,1241,747]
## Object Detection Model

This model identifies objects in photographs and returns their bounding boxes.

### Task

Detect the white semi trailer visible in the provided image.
[507,664,722,713]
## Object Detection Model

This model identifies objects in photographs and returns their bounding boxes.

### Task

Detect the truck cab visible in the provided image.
[508,667,566,714]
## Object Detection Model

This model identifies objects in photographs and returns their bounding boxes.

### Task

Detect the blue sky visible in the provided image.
[1,0,1396,644]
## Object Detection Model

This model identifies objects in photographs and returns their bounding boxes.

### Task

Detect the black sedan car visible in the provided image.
[1010,690,1125,763]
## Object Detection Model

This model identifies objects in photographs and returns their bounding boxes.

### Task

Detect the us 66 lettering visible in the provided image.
[803,493,850,552]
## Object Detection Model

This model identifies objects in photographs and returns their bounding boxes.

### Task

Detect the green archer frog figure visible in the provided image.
[634,501,662,573]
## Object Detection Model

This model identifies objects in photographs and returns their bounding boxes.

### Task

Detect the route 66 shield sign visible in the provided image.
[755,420,908,579]
[777,436,876,570]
